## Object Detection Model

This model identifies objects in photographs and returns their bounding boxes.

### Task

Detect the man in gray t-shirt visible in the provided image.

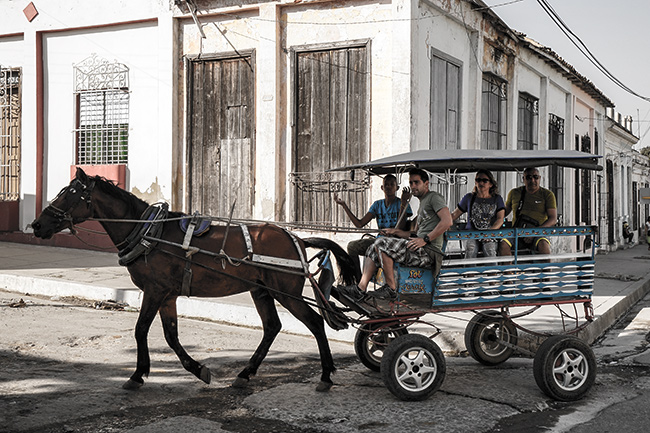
[338,168,453,301]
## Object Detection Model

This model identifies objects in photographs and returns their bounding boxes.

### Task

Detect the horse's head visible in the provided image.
[31,168,96,239]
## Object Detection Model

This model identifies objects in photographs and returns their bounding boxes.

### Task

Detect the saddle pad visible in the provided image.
[179,215,211,236]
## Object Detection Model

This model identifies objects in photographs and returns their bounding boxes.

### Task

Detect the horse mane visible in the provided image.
[89,175,148,215]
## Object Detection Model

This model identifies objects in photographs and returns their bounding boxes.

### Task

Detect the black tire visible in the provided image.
[381,334,446,401]
[533,335,596,401]
[464,311,518,366]
[354,323,409,372]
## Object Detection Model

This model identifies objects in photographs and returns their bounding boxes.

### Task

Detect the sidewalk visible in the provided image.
[1,240,650,349]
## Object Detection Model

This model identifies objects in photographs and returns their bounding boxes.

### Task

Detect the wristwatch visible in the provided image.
[423,235,431,244]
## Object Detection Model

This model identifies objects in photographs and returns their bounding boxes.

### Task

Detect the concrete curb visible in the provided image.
[580,277,650,345]
[0,273,358,343]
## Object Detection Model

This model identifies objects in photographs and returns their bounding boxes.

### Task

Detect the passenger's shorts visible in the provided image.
[501,236,550,249]
[368,237,435,269]
[347,237,376,257]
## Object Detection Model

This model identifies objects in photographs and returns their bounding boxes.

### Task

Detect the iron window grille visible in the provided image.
[517,92,539,150]
[0,66,21,201]
[73,54,129,165]
[480,74,507,151]
[549,113,565,223]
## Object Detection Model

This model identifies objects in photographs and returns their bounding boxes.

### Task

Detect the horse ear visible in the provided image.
[75,167,88,182]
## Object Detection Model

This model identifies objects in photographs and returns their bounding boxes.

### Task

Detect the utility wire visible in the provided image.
[535,0,650,103]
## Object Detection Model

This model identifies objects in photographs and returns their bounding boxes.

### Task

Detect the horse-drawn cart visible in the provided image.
[329,149,601,402]
[31,149,602,403]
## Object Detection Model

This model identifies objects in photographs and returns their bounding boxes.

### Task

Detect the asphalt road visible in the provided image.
[2,289,650,433]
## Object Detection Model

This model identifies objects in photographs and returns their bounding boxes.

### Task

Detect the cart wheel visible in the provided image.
[380,334,446,401]
[354,323,408,372]
[533,335,596,401]
[464,311,518,366]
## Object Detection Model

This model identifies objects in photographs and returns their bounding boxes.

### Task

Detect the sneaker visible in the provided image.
[367,284,397,300]
[337,284,365,301]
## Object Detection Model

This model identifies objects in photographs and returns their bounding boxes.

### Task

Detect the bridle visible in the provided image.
[42,178,96,226]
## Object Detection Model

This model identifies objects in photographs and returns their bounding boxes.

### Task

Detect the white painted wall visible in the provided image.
[42,22,170,203]
[0,0,172,230]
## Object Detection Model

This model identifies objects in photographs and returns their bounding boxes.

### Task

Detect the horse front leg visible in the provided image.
[278,297,335,392]
[122,290,162,390]
[159,296,210,384]
[232,288,282,388]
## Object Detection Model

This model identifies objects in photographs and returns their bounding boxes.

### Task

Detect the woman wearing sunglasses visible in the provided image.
[451,169,505,258]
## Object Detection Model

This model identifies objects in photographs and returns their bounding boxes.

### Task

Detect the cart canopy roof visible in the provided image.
[330,149,602,175]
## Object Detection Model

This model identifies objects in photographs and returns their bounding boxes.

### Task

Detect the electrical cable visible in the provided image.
[535,0,650,103]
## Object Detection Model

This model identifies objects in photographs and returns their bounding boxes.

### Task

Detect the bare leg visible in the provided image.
[381,252,396,290]
[498,240,512,256]
[358,256,378,291]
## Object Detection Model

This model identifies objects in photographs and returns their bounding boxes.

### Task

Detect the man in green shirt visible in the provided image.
[339,168,453,300]
[499,167,557,256]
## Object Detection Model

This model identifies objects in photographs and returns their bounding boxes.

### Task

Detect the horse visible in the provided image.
[31,168,357,392]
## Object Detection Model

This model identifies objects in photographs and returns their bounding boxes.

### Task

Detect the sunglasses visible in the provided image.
[525,175,540,180]
[475,178,491,183]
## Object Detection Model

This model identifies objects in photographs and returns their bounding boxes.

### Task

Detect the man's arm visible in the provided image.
[395,187,413,231]
[541,208,557,227]
[541,189,558,227]
[407,207,453,250]
[334,194,373,228]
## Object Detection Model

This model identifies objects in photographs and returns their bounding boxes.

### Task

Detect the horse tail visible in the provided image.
[302,237,357,286]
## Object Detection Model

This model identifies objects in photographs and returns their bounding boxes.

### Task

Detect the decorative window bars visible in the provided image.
[549,113,565,223]
[480,74,507,151]
[517,92,539,150]
[73,54,129,165]
[0,67,21,201]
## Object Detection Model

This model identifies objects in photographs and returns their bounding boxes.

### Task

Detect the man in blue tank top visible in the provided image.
[334,174,413,278]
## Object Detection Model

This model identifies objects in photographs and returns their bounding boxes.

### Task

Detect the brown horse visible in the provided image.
[31,168,356,392]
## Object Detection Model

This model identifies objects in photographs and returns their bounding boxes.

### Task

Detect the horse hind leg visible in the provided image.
[233,288,282,388]
[159,297,211,384]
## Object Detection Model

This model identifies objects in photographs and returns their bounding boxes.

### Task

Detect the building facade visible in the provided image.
[0,0,647,251]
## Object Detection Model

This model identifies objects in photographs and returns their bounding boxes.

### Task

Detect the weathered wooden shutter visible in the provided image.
[430,55,460,150]
[188,56,254,218]
[293,46,369,226]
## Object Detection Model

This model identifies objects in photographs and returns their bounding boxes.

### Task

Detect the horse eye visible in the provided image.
[70,188,76,194]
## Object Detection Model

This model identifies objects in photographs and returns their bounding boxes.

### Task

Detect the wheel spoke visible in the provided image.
[419,364,437,375]
[399,353,412,366]
[412,350,427,366]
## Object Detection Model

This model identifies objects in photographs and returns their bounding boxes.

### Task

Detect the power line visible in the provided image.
[534,0,650,103]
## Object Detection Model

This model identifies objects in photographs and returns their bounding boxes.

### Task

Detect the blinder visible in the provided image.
[42,178,96,224]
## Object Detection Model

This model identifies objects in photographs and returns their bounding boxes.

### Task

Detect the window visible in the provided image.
[480,74,507,150]
[73,54,129,165]
[0,67,21,202]
[548,114,564,223]
[517,93,538,150]
[430,53,460,150]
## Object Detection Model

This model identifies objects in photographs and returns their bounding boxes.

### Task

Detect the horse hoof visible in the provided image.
[232,377,249,388]
[315,381,333,392]
[200,365,211,384]
[122,379,143,391]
